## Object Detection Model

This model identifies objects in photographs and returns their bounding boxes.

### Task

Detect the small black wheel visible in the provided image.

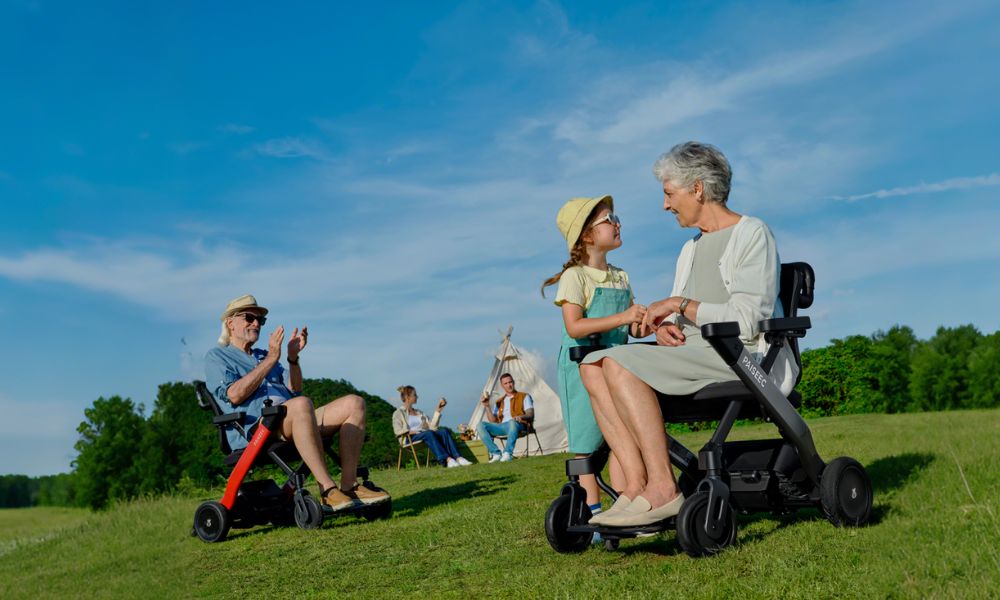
[294,492,324,530]
[193,501,230,543]
[603,537,620,551]
[820,457,873,527]
[544,494,592,553]
[361,498,393,521]
[676,491,737,557]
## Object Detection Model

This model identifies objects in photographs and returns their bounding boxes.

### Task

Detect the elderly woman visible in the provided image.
[583,141,783,527]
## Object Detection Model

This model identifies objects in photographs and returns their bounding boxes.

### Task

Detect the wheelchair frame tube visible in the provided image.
[704,326,825,485]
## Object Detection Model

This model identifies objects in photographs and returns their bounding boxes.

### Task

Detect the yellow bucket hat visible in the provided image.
[556,195,614,251]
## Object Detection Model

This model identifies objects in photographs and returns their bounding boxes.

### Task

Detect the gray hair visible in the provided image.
[218,320,231,346]
[652,141,732,204]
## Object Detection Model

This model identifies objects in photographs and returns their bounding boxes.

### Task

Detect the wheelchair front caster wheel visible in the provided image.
[603,538,620,551]
[193,501,230,543]
[820,457,872,527]
[676,491,737,557]
[294,492,324,530]
[544,494,592,553]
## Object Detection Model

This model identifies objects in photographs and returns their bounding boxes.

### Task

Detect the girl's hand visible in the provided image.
[621,303,647,326]
[642,297,680,331]
[438,398,447,410]
[655,322,686,347]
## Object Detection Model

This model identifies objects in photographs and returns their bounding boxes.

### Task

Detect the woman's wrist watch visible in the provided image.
[678,297,691,316]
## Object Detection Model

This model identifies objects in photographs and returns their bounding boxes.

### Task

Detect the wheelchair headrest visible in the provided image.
[779,262,815,316]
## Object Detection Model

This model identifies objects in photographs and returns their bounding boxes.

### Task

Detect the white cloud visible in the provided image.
[254,137,330,160]
[218,123,255,135]
[831,173,1000,202]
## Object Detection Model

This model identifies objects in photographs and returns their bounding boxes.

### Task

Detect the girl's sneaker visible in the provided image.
[446,457,460,468]
[455,457,473,466]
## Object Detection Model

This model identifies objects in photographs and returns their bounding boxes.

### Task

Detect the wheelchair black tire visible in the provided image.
[545,493,592,553]
[820,456,872,527]
[676,491,737,557]
[194,501,231,543]
[294,492,324,530]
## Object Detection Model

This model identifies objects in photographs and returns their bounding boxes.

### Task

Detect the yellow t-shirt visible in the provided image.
[554,264,633,310]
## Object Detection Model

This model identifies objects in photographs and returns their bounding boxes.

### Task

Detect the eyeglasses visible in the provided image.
[235,313,266,326]
[590,213,621,228]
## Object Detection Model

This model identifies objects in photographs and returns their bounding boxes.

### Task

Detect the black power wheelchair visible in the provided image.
[544,262,873,556]
[191,381,391,543]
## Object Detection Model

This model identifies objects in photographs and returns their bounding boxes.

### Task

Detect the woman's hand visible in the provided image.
[642,297,681,331]
[620,303,647,326]
[655,322,686,346]
[437,398,447,410]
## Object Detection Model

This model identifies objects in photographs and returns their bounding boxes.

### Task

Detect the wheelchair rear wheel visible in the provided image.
[193,501,231,543]
[676,491,737,557]
[820,457,872,527]
[294,492,324,530]
[545,493,593,553]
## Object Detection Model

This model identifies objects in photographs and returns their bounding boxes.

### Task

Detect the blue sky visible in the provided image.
[1,0,998,476]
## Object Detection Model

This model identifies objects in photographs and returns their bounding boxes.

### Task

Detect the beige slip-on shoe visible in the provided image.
[588,494,632,526]
[598,493,685,527]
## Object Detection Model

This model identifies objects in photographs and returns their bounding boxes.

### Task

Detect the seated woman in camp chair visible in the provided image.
[582,142,786,527]
[392,386,472,468]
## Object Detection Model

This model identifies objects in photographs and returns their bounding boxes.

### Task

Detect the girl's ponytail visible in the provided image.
[541,242,588,297]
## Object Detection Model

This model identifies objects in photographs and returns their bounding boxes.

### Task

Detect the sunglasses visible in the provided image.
[590,213,621,228]
[236,312,267,326]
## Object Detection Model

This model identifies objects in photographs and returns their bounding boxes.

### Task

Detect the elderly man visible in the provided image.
[476,373,535,463]
[204,294,388,511]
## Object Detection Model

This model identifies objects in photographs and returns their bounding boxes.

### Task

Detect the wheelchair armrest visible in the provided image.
[759,316,812,334]
[262,404,286,417]
[568,345,607,363]
[212,412,244,426]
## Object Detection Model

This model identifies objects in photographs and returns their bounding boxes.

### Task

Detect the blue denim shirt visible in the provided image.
[204,345,296,451]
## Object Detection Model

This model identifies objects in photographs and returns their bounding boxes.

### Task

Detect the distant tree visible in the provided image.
[868,325,918,413]
[300,378,399,468]
[909,325,981,412]
[967,331,1000,409]
[35,473,76,507]
[133,382,223,494]
[0,474,33,508]
[73,396,146,510]
[798,335,879,416]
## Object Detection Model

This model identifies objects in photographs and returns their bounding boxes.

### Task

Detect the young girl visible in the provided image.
[542,195,647,537]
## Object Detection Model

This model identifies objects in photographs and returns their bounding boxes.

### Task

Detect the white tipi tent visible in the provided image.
[467,327,568,456]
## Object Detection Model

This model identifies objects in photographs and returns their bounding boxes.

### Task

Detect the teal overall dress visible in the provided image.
[557,285,631,454]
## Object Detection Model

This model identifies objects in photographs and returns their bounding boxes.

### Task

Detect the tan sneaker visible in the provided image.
[346,484,390,505]
[321,486,355,512]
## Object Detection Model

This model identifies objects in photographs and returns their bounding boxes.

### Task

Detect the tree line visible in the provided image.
[2,323,997,510]
[1,379,398,510]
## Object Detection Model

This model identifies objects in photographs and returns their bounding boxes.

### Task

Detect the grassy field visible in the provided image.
[1,409,997,599]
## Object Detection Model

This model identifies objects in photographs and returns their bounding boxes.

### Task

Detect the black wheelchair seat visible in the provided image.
[657,380,801,423]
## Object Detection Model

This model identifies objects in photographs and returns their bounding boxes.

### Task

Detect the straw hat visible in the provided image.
[220,294,268,321]
[556,195,614,251]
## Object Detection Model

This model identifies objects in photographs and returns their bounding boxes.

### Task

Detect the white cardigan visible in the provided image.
[669,215,798,394]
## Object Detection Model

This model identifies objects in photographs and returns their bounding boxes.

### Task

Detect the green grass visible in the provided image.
[2,409,997,599]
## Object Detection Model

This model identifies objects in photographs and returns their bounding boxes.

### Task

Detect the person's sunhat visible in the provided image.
[220,294,268,321]
[556,195,614,251]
